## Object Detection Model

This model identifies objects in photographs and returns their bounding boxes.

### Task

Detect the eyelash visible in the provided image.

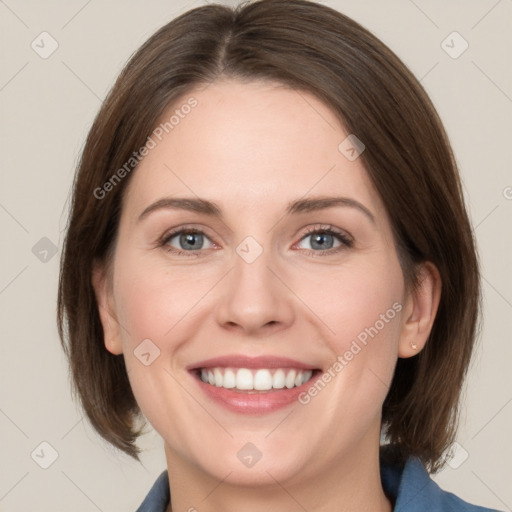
[158,224,354,258]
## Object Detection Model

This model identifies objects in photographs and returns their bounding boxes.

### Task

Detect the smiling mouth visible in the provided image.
[193,367,320,393]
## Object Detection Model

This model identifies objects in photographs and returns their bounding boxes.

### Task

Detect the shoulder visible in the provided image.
[135,470,170,512]
[380,448,503,512]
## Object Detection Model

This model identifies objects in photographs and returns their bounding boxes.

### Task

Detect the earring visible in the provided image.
[410,341,418,350]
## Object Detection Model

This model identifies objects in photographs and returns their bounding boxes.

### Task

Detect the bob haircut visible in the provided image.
[57,0,480,473]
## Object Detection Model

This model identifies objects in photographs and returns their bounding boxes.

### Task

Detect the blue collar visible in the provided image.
[136,447,501,511]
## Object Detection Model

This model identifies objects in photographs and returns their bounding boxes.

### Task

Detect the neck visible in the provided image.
[164,435,392,512]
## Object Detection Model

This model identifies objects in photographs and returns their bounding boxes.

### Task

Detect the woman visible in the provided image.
[57,1,501,510]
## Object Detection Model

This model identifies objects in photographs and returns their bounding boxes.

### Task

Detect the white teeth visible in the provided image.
[254,369,273,390]
[198,367,315,391]
[236,368,254,390]
[223,369,236,388]
[285,370,296,389]
[272,369,285,389]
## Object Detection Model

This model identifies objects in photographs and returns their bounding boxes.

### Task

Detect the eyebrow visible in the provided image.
[137,195,375,224]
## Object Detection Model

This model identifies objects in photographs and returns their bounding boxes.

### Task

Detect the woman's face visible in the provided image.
[98,79,412,486]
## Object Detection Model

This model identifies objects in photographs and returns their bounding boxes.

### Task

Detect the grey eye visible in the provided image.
[166,230,213,251]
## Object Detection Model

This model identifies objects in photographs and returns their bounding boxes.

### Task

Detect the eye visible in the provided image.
[161,228,216,256]
[158,224,353,258]
[295,225,353,255]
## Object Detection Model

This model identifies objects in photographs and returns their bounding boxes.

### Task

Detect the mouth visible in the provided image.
[192,367,319,393]
[187,355,322,414]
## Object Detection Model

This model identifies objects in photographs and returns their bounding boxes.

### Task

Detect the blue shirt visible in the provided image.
[136,452,502,512]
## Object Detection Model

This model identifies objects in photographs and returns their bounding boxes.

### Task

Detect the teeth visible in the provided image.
[236,368,253,390]
[285,370,296,389]
[254,369,273,390]
[198,367,314,391]
[214,368,223,387]
[223,369,236,389]
[272,369,285,389]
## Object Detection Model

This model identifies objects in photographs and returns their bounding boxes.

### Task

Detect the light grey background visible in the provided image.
[0,0,511,510]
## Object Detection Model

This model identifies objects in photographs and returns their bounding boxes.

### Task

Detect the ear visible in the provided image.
[398,261,442,358]
[91,260,123,355]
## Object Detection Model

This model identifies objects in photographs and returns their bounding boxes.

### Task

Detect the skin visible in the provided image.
[93,79,441,512]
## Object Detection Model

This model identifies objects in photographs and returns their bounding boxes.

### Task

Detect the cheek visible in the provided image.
[309,257,404,402]
[113,257,217,347]
[312,256,404,350]
[111,258,201,438]
[110,254,226,422]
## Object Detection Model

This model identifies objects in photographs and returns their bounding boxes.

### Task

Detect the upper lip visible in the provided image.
[188,355,319,371]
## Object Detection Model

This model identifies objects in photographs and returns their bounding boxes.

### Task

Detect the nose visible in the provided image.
[214,243,296,337]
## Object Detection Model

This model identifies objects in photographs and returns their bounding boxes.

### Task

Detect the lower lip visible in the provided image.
[190,370,321,414]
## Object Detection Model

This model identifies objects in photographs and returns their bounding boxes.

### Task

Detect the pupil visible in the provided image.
[177,232,334,251]
[312,232,333,250]
[181,232,202,250]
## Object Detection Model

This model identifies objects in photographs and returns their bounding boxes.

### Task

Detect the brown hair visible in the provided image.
[57,0,480,472]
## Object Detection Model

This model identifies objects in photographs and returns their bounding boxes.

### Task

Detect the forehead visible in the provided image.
[122,79,386,222]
